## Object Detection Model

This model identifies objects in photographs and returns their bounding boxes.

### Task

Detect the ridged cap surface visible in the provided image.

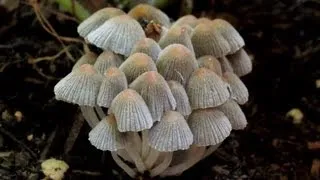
[217,100,247,130]
[130,38,161,63]
[72,52,97,71]
[167,81,191,116]
[197,55,223,76]
[223,72,249,105]
[94,51,123,74]
[227,49,252,77]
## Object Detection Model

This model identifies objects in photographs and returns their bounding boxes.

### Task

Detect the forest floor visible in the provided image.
[0,0,319,179]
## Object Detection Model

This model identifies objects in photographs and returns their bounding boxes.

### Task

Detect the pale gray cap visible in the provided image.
[223,72,249,105]
[88,114,125,151]
[167,81,192,116]
[94,50,123,74]
[129,71,176,122]
[218,56,234,73]
[217,100,247,130]
[54,64,102,106]
[110,89,153,132]
[87,15,146,56]
[197,55,223,76]
[72,52,97,71]
[148,111,193,152]
[130,38,161,63]
[187,68,230,109]
[188,108,231,146]
[97,67,128,108]
[173,15,197,28]
[227,48,252,77]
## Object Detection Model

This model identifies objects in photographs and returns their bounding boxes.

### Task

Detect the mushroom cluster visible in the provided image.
[54,4,252,178]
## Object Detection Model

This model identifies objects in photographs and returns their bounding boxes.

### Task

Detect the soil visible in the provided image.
[0,0,319,179]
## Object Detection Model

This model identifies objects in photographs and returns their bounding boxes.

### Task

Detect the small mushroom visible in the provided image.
[218,56,234,73]
[72,51,97,71]
[197,55,223,76]
[93,50,123,74]
[167,81,192,116]
[196,17,212,26]
[173,15,197,28]
[223,72,249,104]
[130,38,161,62]
[227,48,252,77]
[217,100,247,130]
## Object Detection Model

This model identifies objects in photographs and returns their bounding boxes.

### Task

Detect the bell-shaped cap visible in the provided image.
[227,48,252,77]
[188,108,231,146]
[167,81,191,116]
[158,25,194,54]
[130,71,176,122]
[217,100,247,130]
[212,19,245,53]
[173,15,197,28]
[187,68,230,109]
[130,38,161,63]
[54,64,102,106]
[191,23,231,58]
[148,111,193,151]
[94,50,123,74]
[88,114,125,151]
[119,53,157,83]
[157,44,198,86]
[223,72,249,104]
[77,7,125,38]
[196,17,212,25]
[128,4,171,27]
[110,89,153,132]
[72,52,97,71]
[97,67,128,108]
[218,56,234,73]
[197,55,223,76]
[87,15,146,56]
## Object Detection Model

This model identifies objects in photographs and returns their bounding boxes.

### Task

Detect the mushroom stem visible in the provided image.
[125,133,146,173]
[144,147,160,169]
[202,144,221,159]
[150,152,173,177]
[95,106,106,119]
[116,149,133,163]
[80,106,100,128]
[160,145,206,177]
[111,151,137,178]
[141,130,150,160]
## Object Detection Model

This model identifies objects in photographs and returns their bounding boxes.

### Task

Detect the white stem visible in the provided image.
[202,144,221,159]
[141,130,150,160]
[144,148,160,169]
[160,145,206,177]
[116,149,133,163]
[125,134,146,173]
[95,106,105,119]
[150,152,173,177]
[111,151,137,178]
[80,106,100,128]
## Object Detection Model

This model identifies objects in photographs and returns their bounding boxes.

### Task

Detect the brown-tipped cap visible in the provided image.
[94,50,123,74]
[77,7,125,38]
[173,15,197,28]
[191,23,231,58]
[188,108,231,146]
[54,64,102,106]
[110,89,153,132]
[130,38,161,63]
[97,67,128,108]
[197,55,223,76]
[196,17,212,26]
[119,53,157,83]
[157,44,198,86]
[72,51,97,71]
[223,72,249,105]
[128,4,171,27]
[129,71,176,122]
[187,68,230,109]
[227,48,252,77]
[167,81,192,116]
[148,111,193,151]
[217,100,247,130]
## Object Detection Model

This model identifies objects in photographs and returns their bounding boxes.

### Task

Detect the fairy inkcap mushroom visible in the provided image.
[94,50,123,74]
[110,89,153,132]
[217,100,247,130]
[129,71,176,122]
[167,81,192,116]
[196,17,212,26]
[172,15,197,28]
[187,68,230,109]
[72,51,97,71]
[97,67,128,108]
[227,48,252,77]
[87,15,146,56]
[223,72,249,104]
[130,38,161,62]
[77,7,125,38]
[157,44,198,86]
[197,55,223,76]
[218,56,234,73]
[191,23,231,58]
[119,52,157,83]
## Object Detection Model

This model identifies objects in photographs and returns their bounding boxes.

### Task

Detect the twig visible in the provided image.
[28,46,71,64]
[64,112,84,154]
[40,128,57,161]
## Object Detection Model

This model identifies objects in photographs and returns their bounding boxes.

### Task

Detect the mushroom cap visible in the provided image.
[72,52,97,71]
[129,71,176,122]
[218,56,234,73]
[88,114,125,151]
[87,15,146,56]
[187,68,230,109]
[119,52,157,83]
[191,23,231,58]
[167,81,192,116]
[77,7,125,38]
[54,64,102,106]
[217,100,247,130]
[227,48,252,77]
[110,89,153,132]
[212,19,245,53]
[173,15,197,28]
[97,67,128,108]
[94,50,123,74]
[148,111,193,152]
[196,17,212,26]
[197,55,223,76]
[188,108,231,146]
[157,44,198,86]
[130,38,161,63]
[158,25,194,54]
[223,72,249,104]
[128,4,171,27]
